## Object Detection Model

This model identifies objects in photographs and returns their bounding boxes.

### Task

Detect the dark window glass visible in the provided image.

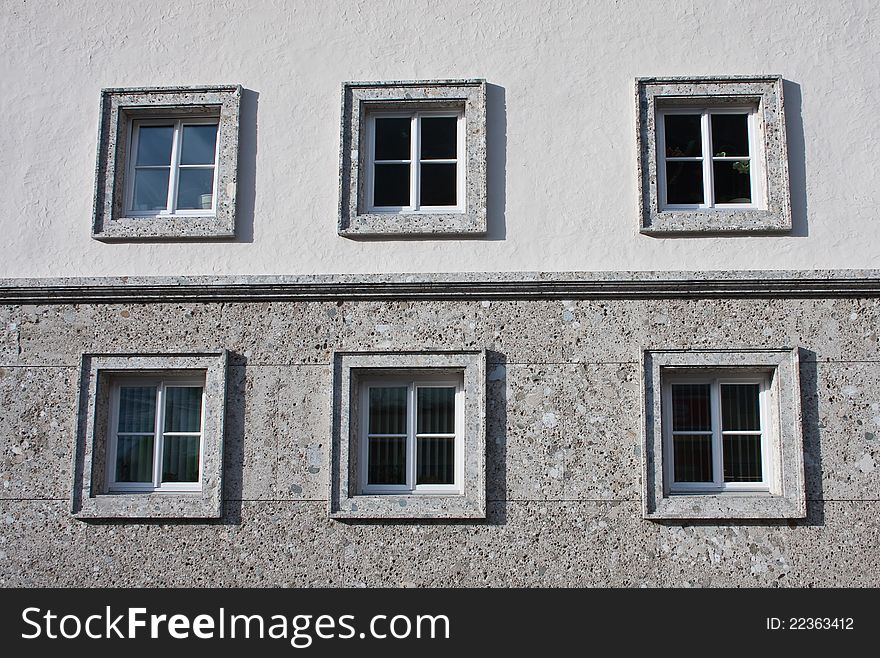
[420,117,457,159]
[416,437,455,484]
[368,387,407,435]
[723,434,763,482]
[368,436,406,485]
[373,164,410,206]
[713,161,752,204]
[420,163,456,206]
[176,169,215,209]
[164,387,203,433]
[135,125,174,165]
[720,384,761,431]
[179,124,218,165]
[417,387,455,434]
[115,435,155,483]
[374,117,411,160]
[673,434,713,482]
[711,113,750,157]
[132,168,170,211]
[665,162,704,205]
[664,114,702,157]
[671,384,711,431]
[161,436,200,482]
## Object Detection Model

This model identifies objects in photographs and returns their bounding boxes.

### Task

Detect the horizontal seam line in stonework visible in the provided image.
[5,360,880,369]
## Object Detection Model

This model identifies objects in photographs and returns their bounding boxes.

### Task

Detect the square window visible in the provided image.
[641,348,806,520]
[72,352,228,519]
[92,86,241,241]
[330,351,486,519]
[637,76,791,233]
[338,80,487,237]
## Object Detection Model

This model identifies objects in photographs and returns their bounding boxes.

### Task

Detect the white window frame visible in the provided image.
[124,117,221,217]
[359,374,464,495]
[365,110,465,214]
[656,105,764,211]
[106,375,207,494]
[662,371,773,495]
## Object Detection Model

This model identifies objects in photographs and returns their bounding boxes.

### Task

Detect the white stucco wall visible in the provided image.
[1,0,878,278]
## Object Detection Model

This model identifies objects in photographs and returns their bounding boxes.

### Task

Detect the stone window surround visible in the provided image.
[636,75,791,234]
[338,79,487,238]
[640,347,806,520]
[92,85,241,241]
[72,352,228,519]
[330,350,486,519]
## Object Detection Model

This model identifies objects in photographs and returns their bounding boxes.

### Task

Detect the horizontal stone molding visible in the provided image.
[2,271,880,304]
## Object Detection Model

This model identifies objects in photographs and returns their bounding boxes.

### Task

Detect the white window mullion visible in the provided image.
[165,120,183,214]
[710,380,723,488]
[407,382,416,491]
[153,382,166,488]
[411,114,420,211]
[367,115,376,211]
[702,111,714,208]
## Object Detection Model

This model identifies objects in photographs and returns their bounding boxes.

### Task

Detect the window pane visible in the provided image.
[176,168,215,210]
[721,383,761,431]
[671,384,711,431]
[711,113,750,157]
[723,434,763,482]
[162,435,200,482]
[367,436,406,485]
[374,117,411,160]
[368,387,407,434]
[118,386,157,433]
[373,163,410,206]
[135,125,174,165]
[663,114,702,157]
[132,168,170,211]
[420,163,457,206]
[417,437,455,484]
[672,434,713,482]
[164,386,204,433]
[115,435,154,482]
[420,117,457,159]
[713,161,752,204]
[179,124,218,165]
[665,161,703,205]
[417,387,455,434]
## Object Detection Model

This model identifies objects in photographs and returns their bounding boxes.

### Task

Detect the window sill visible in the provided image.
[329,493,482,520]
[646,493,806,520]
[640,208,791,235]
[93,214,235,241]
[338,211,486,238]
[73,490,220,520]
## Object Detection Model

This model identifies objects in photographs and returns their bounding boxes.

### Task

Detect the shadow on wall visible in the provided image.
[218,352,248,525]
[782,79,808,238]
[485,83,507,241]
[233,88,259,243]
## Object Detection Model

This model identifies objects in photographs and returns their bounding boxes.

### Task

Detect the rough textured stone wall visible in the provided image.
[1,296,878,586]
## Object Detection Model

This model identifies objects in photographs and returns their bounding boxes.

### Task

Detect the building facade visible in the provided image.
[1,0,878,586]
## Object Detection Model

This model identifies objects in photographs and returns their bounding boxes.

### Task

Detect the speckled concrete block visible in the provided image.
[800,361,880,500]
[468,300,566,363]
[338,79,487,237]
[559,363,643,501]
[488,363,565,501]
[0,366,78,499]
[655,502,880,587]
[92,86,242,241]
